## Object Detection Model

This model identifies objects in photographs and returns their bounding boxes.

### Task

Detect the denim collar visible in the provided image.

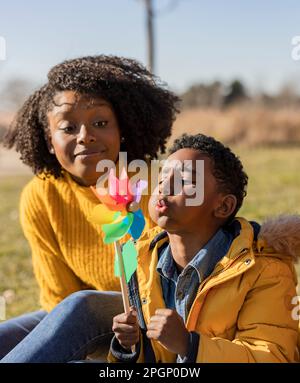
[156,228,233,283]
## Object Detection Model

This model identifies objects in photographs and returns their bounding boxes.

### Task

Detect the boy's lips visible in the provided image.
[155,198,169,213]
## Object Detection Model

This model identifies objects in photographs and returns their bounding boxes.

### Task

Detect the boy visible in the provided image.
[109,134,300,363]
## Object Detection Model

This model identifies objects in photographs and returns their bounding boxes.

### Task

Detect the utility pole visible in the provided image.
[145,0,155,73]
[140,0,178,74]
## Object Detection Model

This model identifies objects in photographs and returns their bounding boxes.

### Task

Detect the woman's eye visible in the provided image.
[60,125,75,133]
[93,120,108,128]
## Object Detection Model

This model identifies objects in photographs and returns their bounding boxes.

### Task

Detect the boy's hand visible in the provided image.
[112,307,139,351]
[146,309,189,358]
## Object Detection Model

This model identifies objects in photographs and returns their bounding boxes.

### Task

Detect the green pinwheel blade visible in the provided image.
[102,213,134,244]
[114,240,138,283]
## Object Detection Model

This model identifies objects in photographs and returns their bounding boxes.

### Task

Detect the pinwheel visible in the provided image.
[88,168,147,315]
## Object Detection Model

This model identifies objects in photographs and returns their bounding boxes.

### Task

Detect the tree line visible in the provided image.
[180,79,300,109]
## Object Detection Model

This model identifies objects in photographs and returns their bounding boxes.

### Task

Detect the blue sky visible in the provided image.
[0,0,300,94]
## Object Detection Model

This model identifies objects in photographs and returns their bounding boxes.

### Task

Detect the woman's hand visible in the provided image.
[112,307,140,351]
[146,308,189,358]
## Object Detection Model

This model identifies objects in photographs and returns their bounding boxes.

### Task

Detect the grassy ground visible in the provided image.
[0,175,39,318]
[0,147,299,319]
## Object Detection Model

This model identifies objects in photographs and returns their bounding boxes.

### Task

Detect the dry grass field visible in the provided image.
[171,105,300,147]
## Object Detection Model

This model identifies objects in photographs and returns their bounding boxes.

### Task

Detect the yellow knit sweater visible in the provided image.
[19,171,155,312]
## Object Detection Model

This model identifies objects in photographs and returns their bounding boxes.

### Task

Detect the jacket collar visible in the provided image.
[137,217,256,319]
[156,227,233,283]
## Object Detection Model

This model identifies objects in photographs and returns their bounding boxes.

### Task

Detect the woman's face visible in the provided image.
[47,90,121,186]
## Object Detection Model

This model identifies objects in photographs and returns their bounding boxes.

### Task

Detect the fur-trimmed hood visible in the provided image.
[256,215,300,263]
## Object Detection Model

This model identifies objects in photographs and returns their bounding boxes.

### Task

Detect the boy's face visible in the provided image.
[149,148,224,233]
[47,90,121,186]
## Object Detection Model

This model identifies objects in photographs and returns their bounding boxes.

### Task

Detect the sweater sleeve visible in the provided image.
[197,261,299,363]
[20,180,84,312]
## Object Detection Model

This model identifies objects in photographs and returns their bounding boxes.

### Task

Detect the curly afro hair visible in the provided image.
[169,133,248,219]
[3,55,180,178]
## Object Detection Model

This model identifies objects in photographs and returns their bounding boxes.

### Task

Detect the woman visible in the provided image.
[0,54,179,359]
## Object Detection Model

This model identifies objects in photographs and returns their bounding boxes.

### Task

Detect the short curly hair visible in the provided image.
[3,55,179,178]
[169,133,248,219]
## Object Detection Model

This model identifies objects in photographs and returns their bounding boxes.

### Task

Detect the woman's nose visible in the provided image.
[77,124,96,145]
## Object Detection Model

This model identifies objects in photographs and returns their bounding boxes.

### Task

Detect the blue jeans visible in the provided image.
[0,290,123,363]
[0,310,47,358]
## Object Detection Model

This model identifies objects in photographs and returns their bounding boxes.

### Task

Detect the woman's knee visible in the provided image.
[55,290,123,322]
[66,290,121,306]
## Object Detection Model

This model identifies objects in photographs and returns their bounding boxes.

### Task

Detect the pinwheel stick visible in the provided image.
[114,241,130,313]
[114,240,136,353]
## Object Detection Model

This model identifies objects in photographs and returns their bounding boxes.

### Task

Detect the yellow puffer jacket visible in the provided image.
[109,216,300,363]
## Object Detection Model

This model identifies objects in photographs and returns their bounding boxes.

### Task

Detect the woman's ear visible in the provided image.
[44,131,55,154]
[214,194,237,219]
[47,141,55,154]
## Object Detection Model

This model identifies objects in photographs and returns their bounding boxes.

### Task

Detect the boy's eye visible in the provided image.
[158,177,167,185]
[182,178,192,184]
[181,178,192,187]
[93,120,108,128]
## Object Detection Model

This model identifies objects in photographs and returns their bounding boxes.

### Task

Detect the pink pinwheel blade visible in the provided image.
[119,168,134,203]
[132,179,148,203]
[92,169,146,214]
[107,168,133,207]
[108,168,119,199]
